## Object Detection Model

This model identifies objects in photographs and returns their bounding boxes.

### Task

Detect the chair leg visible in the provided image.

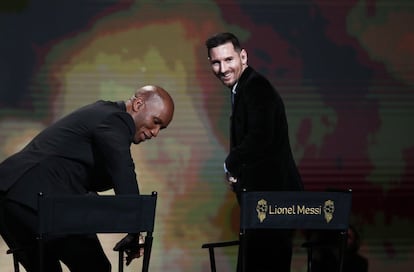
[142,236,153,272]
[307,247,313,272]
[38,237,44,272]
[6,250,20,272]
[12,253,20,272]
[208,247,216,272]
[338,231,347,272]
[118,250,124,272]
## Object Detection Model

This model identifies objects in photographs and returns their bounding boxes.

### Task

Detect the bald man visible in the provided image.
[0,85,174,272]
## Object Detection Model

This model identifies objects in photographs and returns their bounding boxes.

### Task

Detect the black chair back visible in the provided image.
[202,190,352,272]
[240,191,351,230]
[239,190,352,272]
[37,192,157,272]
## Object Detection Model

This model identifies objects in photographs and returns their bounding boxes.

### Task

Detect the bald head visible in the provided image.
[127,85,175,144]
[134,85,174,109]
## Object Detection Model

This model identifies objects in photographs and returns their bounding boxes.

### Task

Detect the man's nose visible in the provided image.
[151,127,160,137]
[219,62,228,73]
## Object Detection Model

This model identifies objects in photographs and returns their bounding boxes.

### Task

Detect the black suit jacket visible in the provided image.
[226,67,303,194]
[0,100,139,209]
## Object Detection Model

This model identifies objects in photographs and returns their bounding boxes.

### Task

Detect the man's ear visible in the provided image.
[133,97,145,112]
[240,49,248,65]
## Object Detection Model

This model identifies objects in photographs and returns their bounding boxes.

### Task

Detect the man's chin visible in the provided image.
[216,76,233,87]
[137,137,150,144]
[221,81,234,88]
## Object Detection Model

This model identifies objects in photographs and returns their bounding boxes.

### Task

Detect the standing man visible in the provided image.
[0,85,174,272]
[205,32,303,271]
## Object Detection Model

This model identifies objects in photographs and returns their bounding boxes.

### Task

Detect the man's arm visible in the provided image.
[93,112,139,194]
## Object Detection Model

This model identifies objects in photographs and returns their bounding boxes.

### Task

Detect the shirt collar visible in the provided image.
[231,82,238,94]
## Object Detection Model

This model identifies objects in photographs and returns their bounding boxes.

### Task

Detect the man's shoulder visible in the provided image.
[55,100,130,129]
[241,67,273,87]
[73,100,124,115]
[86,100,122,109]
[241,68,277,96]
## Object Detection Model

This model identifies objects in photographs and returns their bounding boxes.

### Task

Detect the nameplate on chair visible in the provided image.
[240,191,352,230]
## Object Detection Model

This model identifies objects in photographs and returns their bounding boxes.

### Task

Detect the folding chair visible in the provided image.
[8,191,157,272]
[202,190,352,272]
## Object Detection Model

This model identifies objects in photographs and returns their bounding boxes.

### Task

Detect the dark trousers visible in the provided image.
[237,229,293,272]
[0,194,111,272]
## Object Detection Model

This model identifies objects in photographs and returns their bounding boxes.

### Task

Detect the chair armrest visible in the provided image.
[201,240,239,249]
[301,241,340,249]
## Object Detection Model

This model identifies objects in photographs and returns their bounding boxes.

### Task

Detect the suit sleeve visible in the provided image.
[92,112,139,194]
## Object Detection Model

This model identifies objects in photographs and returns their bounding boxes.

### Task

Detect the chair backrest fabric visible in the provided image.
[37,193,157,237]
[240,191,352,231]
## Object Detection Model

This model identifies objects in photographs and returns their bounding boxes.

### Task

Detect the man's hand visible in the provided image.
[225,172,238,190]
[113,233,145,265]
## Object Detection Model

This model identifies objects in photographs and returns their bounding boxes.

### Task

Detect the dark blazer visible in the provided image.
[225,66,303,194]
[0,100,139,209]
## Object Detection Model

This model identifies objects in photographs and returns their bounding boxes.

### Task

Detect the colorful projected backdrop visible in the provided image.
[1,0,413,271]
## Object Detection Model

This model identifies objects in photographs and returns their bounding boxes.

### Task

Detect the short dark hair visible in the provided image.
[205,32,242,57]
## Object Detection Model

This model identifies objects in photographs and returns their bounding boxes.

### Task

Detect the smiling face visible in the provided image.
[129,88,174,144]
[208,42,248,88]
